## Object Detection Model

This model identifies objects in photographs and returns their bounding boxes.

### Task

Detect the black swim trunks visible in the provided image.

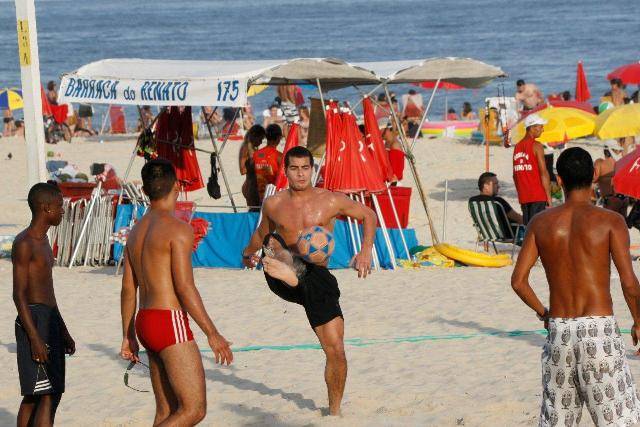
[15,304,66,396]
[263,234,343,329]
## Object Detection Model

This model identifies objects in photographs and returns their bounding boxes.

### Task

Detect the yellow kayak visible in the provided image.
[434,243,512,268]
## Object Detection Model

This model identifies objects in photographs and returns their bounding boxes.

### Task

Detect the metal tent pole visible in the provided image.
[383,83,440,245]
[202,106,237,212]
[356,192,380,270]
[371,193,396,269]
[311,78,328,187]
[410,78,441,151]
[386,187,411,259]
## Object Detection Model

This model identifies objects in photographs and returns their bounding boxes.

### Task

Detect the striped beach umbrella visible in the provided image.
[0,88,23,110]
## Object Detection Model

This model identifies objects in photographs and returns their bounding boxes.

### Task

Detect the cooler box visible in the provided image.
[366,186,411,228]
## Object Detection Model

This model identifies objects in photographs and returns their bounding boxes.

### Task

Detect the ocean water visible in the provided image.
[0,0,638,120]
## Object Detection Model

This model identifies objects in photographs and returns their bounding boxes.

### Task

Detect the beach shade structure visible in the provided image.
[510,106,596,144]
[414,81,464,90]
[154,106,204,192]
[0,88,23,110]
[607,62,640,85]
[363,97,394,182]
[274,122,300,190]
[575,61,591,102]
[613,147,640,199]
[595,103,640,139]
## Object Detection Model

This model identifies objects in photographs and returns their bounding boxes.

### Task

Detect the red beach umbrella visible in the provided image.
[607,62,640,85]
[613,147,640,198]
[274,123,299,190]
[324,102,343,190]
[332,113,386,194]
[414,81,465,90]
[575,61,591,102]
[363,97,394,182]
[524,100,595,116]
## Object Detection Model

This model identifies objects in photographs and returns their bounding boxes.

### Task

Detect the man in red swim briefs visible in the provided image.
[120,159,232,425]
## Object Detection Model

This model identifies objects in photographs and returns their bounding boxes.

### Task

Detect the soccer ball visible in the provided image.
[296,226,335,265]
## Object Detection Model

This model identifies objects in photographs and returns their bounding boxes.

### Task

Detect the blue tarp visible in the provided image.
[113,205,418,269]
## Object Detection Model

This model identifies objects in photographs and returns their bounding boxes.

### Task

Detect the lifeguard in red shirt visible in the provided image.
[513,114,552,225]
[253,124,283,202]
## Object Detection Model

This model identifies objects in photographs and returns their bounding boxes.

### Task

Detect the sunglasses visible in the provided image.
[123,360,150,393]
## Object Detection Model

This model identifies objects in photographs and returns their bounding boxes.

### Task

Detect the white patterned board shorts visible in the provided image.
[540,316,640,426]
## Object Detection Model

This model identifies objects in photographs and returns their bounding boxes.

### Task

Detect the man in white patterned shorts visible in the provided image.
[512,147,640,426]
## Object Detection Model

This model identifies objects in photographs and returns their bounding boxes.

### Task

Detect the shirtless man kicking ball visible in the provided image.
[242,146,377,416]
[120,159,233,426]
[512,148,640,426]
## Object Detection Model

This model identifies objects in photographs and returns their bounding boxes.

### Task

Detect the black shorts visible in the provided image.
[265,260,343,329]
[15,304,66,396]
[521,201,547,225]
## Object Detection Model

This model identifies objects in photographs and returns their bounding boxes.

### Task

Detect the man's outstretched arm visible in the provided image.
[242,198,274,268]
[171,223,233,365]
[610,214,640,345]
[335,193,377,278]
[511,224,547,319]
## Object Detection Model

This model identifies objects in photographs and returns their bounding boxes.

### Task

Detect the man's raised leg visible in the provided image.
[148,351,178,425]
[157,341,206,426]
[314,317,347,416]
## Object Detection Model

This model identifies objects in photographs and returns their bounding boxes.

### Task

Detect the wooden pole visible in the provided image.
[14,0,47,189]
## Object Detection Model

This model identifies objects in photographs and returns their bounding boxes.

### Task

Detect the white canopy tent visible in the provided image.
[56,56,506,246]
[58,57,381,107]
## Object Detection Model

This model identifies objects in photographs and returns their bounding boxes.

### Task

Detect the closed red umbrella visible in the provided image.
[613,147,640,198]
[274,122,299,190]
[607,62,640,85]
[324,101,342,190]
[575,61,591,102]
[332,112,386,194]
[363,97,394,182]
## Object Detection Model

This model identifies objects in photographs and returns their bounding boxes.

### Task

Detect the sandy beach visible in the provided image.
[1,134,639,426]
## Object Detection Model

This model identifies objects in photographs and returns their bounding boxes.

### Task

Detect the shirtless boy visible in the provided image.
[13,182,75,426]
[242,146,377,415]
[512,147,640,426]
[120,159,232,426]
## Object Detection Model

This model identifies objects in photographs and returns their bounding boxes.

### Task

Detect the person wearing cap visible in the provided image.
[513,113,552,225]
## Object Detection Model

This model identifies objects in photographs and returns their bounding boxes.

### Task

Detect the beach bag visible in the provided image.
[207,153,221,199]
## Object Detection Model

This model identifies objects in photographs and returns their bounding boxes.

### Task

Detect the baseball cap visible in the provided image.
[524,113,547,128]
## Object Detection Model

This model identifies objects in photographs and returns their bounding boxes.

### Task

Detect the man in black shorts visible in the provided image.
[12,183,75,426]
[242,146,377,416]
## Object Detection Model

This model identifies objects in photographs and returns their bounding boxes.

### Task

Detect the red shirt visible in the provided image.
[253,146,282,200]
[513,136,547,204]
[388,148,405,181]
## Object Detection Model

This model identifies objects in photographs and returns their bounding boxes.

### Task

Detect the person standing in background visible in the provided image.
[513,114,552,224]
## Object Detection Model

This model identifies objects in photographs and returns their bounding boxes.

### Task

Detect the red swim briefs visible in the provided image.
[135,309,194,353]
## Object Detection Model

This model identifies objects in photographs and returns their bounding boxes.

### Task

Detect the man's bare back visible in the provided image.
[125,210,192,309]
[525,202,621,317]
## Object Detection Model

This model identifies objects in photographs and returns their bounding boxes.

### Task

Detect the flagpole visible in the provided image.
[14,0,47,189]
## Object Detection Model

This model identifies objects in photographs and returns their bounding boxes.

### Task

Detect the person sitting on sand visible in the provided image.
[469,172,523,230]
[242,146,376,416]
[13,182,75,427]
[120,159,232,426]
[446,108,458,121]
[511,147,640,426]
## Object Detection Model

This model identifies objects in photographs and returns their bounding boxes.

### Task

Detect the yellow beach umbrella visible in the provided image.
[0,88,23,111]
[247,84,268,97]
[595,103,640,139]
[510,106,596,144]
